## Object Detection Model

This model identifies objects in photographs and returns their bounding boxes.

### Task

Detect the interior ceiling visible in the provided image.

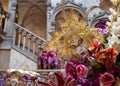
[0,0,46,11]
[18,0,46,3]
[0,0,8,11]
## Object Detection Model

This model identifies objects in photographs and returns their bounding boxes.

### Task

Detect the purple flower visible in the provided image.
[109,65,118,76]
[77,70,100,86]
[0,78,4,86]
[38,50,61,69]
[30,76,37,81]
[88,72,100,86]
[2,74,7,79]
[48,57,53,64]
[65,59,81,79]
[22,78,28,83]
[97,28,108,34]
[95,20,108,34]
[78,78,89,86]
[24,73,31,80]
[0,73,7,86]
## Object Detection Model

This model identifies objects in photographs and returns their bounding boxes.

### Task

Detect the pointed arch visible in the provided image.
[51,1,86,23]
[22,4,46,24]
[21,4,46,39]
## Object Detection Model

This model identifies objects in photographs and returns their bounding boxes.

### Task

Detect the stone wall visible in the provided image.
[0,49,10,69]
[17,0,47,39]
[9,49,37,70]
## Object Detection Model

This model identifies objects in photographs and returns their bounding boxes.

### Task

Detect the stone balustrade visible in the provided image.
[13,23,47,58]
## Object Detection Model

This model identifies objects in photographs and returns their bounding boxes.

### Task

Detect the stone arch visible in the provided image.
[22,5,46,24]
[51,1,86,24]
[88,12,108,27]
[55,9,83,31]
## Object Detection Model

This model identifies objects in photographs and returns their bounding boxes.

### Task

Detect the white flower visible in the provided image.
[108,8,117,22]
[11,78,18,83]
[108,15,114,22]
[106,22,112,27]
[17,69,24,73]
[24,71,29,74]
[107,33,120,47]
[117,17,120,22]
[110,0,118,5]
[31,72,39,76]
[7,69,16,72]
[109,8,117,15]
[112,22,117,30]
[111,17,120,36]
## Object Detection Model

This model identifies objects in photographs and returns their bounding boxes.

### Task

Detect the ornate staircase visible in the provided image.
[0,21,48,70]
[12,23,47,62]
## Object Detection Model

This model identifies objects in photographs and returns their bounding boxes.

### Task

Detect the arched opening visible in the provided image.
[55,9,83,31]
[21,5,46,39]
[17,0,47,39]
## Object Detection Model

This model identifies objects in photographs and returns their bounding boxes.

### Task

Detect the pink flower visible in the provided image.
[48,72,54,78]
[76,64,88,78]
[100,72,115,86]
[65,60,81,79]
[60,69,66,78]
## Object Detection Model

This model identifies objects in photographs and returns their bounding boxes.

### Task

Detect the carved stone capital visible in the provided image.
[23,31,27,36]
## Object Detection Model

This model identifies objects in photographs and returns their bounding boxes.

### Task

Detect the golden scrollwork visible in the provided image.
[45,9,104,59]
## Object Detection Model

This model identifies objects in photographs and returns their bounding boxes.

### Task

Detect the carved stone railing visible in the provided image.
[13,23,47,59]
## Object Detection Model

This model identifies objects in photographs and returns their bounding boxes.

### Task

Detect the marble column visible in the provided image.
[46,0,52,41]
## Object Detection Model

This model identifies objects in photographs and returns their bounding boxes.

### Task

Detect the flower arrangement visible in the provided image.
[38,50,61,69]
[1,0,120,86]
[37,40,120,86]
[37,0,120,86]
[0,69,39,86]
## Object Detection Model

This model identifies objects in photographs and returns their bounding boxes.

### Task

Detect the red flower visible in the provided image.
[88,39,104,57]
[88,39,99,52]
[65,60,81,79]
[76,64,88,78]
[100,72,115,86]
[42,50,48,54]
[89,39,118,68]
[36,73,76,86]
[106,47,118,58]
[97,47,118,68]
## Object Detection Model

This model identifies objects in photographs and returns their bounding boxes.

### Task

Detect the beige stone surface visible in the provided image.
[17,1,47,39]
[0,49,10,69]
[9,49,37,70]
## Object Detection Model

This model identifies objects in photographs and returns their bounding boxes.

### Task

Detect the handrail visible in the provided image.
[14,23,47,44]
[12,23,47,61]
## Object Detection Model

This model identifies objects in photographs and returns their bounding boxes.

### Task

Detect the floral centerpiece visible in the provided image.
[1,0,120,86]
[36,0,120,86]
